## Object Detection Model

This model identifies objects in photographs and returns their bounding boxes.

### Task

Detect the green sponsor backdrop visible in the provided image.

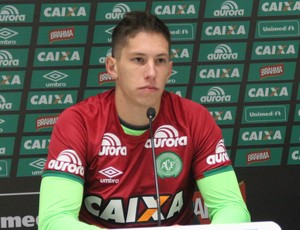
[0,0,299,229]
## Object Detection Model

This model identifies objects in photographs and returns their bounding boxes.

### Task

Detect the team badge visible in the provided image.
[156,152,182,178]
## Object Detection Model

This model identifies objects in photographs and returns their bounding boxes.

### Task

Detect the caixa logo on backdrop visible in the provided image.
[0,71,24,90]
[238,126,286,146]
[244,82,292,102]
[40,3,90,22]
[151,0,200,19]
[202,21,250,40]
[251,40,299,60]
[26,91,77,110]
[259,1,300,16]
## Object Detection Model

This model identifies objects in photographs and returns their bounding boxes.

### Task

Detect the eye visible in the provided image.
[156,58,167,64]
[132,57,145,64]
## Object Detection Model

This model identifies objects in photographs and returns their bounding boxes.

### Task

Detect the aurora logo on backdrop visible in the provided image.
[0,137,14,156]
[96,2,146,21]
[0,50,19,67]
[0,92,21,111]
[192,85,239,104]
[0,5,26,22]
[204,0,253,18]
[199,42,246,62]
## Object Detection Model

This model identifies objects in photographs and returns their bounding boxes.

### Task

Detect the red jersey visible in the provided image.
[43,89,231,228]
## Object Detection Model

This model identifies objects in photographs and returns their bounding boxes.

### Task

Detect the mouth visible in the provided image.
[139,85,158,92]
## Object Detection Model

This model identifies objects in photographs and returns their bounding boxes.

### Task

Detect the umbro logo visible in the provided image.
[99,166,123,184]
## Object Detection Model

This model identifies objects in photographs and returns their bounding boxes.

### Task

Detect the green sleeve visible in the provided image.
[38,176,104,230]
[196,170,251,224]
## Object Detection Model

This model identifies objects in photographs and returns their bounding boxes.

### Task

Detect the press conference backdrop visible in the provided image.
[0,0,299,229]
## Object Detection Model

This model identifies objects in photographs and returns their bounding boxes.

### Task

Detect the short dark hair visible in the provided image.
[111,11,171,58]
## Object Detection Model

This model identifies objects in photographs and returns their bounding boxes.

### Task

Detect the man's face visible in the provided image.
[108,31,173,108]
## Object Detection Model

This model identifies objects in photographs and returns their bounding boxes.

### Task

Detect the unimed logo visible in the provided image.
[0,215,38,228]
[152,1,200,19]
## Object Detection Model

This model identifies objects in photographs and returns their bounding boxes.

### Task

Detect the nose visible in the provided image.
[144,60,156,79]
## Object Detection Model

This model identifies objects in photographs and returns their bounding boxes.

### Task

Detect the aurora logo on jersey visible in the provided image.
[145,125,187,148]
[84,190,183,224]
[99,133,127,156]
[206,139,229,165]
[48,149,84,176]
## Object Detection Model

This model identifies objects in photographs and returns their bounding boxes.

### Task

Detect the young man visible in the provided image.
[38,11,250,229]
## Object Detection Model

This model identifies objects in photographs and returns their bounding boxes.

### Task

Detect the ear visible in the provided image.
[166,61,173,82]
[105,56,117,79]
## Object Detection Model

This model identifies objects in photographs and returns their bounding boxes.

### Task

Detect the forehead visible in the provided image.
[124,31,169,53]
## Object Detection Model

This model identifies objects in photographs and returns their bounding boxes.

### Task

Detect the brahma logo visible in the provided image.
[214,0,244,16]
[48,149,84,176]
[145,125,187,148]
[36,115,59,130]
[0,5,25,22]
[105,3,130,20]
[99,133,127,156]
[200,86,231,103]
[49,27,75,43]
[0,50,19,67]
[260,64,284,79]
[208,44,238,61]
[247,149,271,164]
[98,71,114,85]
[206,139,229,165]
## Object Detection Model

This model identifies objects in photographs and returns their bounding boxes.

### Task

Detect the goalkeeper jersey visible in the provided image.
[42,89,232,228]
